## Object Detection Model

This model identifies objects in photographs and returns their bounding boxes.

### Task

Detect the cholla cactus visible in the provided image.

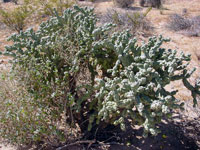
[95,32,200,136]
[2,5,200,140]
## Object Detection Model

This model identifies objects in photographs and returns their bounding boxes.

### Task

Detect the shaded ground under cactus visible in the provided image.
[32,110,200,150]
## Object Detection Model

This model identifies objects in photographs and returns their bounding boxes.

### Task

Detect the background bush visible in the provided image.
[0,0,75,33]
[101,7,153,35]
[1,5,200,146]
[35,0,76,17]
[113,0,134,8]
[0,3,34,33]
[168,14,200,37]
[140,0,162,8]
[168,14,191,31]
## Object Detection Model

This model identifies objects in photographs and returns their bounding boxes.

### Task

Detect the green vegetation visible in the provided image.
[101,7,152,35]
[0,0,76,33]
[0,71,67,145]
[0,5,200,147]
[35,0,76,16]
[0,3,34,33]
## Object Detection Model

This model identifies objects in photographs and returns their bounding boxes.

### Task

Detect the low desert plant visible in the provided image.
[113,0,134,8]
[0,0,75,33]
[168,14,191,31]
[0,70,70,145]
[140,0,162,8]
[1,6,200,145]
[168,14,200,37]
[101,7,152,34]
[35,0,76,16]
[0,3,34,33]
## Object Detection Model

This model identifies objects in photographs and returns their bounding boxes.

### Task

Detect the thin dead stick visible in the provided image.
[94,141,124,146]
[56,140,96,150]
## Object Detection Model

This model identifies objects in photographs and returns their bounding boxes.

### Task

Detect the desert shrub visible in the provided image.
[113,0,134,8]
[168,14,200,36]
[0,0,75,33]
[192,16,200,25]
[101,7,152,35]
[1,5,200,145]
[189,16,200,36]
[140,0,162,8]
[168,14,191,31]
[0,3,34,33]
[0,71,70,145]
[2,6,117,144]
[150,0,161,8]
[35,0,76,16]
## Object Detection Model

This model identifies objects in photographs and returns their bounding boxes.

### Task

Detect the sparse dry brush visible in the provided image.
[168,14,191,31]
[0,70,69,145]
[140,0,162,8]
[0,5,200,148]
[113,0,134,8]
[35,0,76,16]
[168,14,200,37]
[0,3,34,33]
[101,7,153,35]
[0,0,75,33]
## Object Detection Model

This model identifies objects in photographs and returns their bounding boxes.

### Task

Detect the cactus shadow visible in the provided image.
[92,115,200,150]
[113,117,200,150]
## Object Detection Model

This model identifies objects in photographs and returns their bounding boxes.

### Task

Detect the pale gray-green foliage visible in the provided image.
[94,33,200,136]
[1,5,200,141]
[1,5,116,144]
